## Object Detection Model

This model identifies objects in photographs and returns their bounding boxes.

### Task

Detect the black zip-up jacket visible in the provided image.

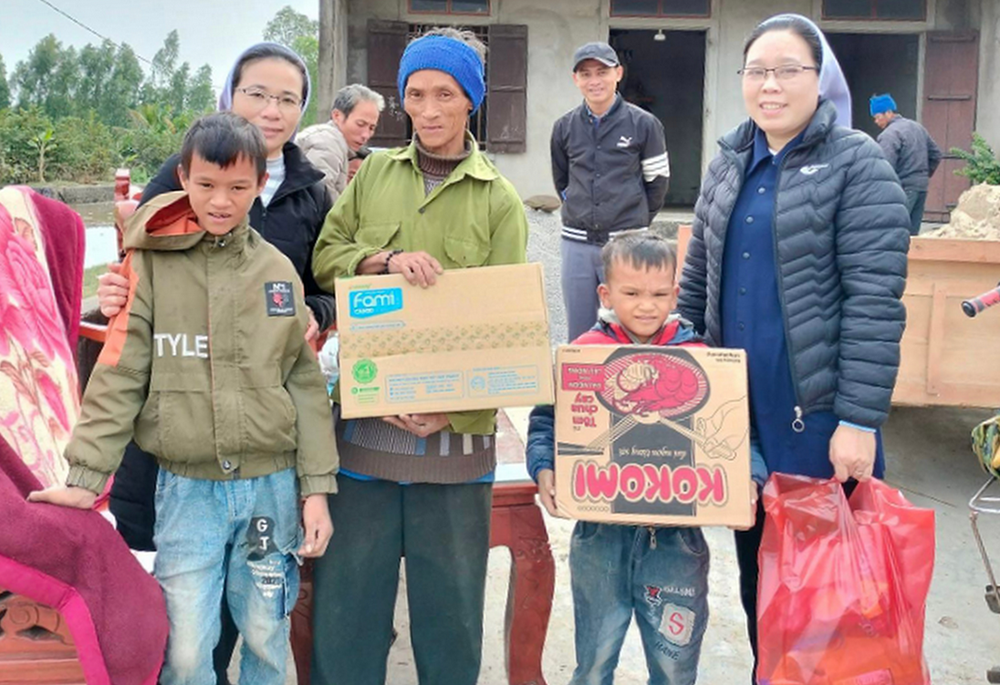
[551,95,669,242]
[677,99,910,428]
[142,142,336,330]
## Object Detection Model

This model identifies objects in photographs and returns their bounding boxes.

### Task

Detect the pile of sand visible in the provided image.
[923,183,1000,240]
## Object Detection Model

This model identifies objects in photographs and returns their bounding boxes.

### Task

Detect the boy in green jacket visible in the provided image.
[30,112,338,685]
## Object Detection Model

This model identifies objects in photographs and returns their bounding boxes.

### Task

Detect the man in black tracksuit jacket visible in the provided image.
[551,42,670,341]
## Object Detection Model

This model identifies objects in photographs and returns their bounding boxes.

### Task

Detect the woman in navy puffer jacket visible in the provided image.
[676,13,910,680]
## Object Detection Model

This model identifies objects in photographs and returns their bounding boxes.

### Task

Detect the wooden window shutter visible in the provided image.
[367,19,409,148]
[486,25,528,154]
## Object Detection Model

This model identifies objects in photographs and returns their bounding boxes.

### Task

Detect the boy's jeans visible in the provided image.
[569,522,709,685]
[153,468,302,685]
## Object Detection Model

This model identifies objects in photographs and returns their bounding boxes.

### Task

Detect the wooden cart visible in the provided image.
[894,236,1000,408]
[676,227,1000,408]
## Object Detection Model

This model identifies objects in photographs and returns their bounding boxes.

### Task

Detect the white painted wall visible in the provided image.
[976,0,1000,151]
[343,0,995,198]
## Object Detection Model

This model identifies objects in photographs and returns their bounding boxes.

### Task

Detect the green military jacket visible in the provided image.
[312,134,529,435]
[66,192,339,496]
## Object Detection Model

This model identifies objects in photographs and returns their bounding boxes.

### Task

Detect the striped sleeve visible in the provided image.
[641,151,670,182]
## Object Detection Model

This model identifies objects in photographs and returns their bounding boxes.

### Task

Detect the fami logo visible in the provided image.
[350,287,403,318]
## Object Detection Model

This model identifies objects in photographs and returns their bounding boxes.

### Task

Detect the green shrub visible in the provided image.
[49,115,117,183]
[0,107,55,184]
[952,133,1000,186]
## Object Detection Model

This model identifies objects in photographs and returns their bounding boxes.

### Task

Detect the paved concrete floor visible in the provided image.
[267,209,998,683]
[357,404,1000,685]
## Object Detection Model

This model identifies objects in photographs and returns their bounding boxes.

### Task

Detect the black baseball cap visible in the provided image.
[572,42,620,71]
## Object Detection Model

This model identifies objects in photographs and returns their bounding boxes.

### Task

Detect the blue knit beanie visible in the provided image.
[397,35,486,114]
[870,93,897,116]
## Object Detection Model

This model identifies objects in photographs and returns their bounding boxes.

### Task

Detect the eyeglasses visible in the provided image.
[738,65,819,82]
[235,87,303,112]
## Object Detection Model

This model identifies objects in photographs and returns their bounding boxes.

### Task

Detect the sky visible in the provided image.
[1,0,319,90]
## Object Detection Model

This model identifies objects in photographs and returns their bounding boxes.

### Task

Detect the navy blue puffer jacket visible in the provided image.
[677,99,910,428]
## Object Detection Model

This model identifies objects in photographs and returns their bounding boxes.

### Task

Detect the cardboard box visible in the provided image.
[555,345,752,527]
[335,263,554,418]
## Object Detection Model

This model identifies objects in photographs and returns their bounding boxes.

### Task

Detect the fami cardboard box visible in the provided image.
[555,345,752,527]
[335,263,554,419]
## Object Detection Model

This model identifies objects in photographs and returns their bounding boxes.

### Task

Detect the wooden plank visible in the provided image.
[925,283,947,395]
[908,237,1000,264]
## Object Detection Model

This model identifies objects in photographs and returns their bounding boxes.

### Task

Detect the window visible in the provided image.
[409,0,490,15]
[822,0,926,20]
[610,0,710,17]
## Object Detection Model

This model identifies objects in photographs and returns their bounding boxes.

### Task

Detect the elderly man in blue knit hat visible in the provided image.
[871,93,942,235]
[309,26,529,685]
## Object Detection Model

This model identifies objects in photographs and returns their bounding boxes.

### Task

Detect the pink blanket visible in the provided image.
[0,187,167,684]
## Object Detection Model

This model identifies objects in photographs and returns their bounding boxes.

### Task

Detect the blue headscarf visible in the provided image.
[217,42,311,138]
[397,35,486,113]
[759,14,852,128]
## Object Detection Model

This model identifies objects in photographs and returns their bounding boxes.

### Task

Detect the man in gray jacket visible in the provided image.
[298,84,384,202]
[870,93,941,235]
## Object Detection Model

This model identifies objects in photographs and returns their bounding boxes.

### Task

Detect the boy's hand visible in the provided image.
[537,469,567,518]
[383,413,449,438]
[28,485,97,510]
[96,263,129,318]
[299,494,333,558]
[305,309,319,343]
[729,481,759,531]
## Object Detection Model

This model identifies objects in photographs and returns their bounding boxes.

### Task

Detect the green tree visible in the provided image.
[292,35,319,125]
[263,6,318,48]
[0,55,10,109]
[167,62,190,113]
[13,35,62,110]
[77,41,116,116]
[102,44,144,126]
[149,29,180,94]
[187,64,215,113]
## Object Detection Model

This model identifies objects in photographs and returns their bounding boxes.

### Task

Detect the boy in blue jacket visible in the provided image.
[527,231,765,685]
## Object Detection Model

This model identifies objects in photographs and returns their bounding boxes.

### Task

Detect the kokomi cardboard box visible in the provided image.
[335,263,554,419]
[554,345,752,527]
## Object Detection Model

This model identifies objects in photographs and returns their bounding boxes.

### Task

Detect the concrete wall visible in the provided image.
[976,0,1000,151]
[344,0,996,199]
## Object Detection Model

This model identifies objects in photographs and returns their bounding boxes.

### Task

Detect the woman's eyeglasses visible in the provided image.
[235,87,303,112]
[738,65,819,82]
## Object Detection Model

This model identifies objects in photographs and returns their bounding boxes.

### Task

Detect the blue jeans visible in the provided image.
[905,189,927,236]
[569,522,710,685]
[153,468,302,685]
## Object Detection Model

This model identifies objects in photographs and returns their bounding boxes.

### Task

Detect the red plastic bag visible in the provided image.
[757,474,935,685]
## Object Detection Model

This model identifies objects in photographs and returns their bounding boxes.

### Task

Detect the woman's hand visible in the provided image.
[388,251,444,288]
[27,485,97,510]
[305,309,319,343]
[829,423,877,482]
[383,413,450,438]
[97,263,129,317]
[299,493,334,558]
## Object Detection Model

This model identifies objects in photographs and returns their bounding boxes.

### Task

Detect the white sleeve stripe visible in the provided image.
[643,168,670,182]
[641,152,669,168]
[642,159,670,174]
